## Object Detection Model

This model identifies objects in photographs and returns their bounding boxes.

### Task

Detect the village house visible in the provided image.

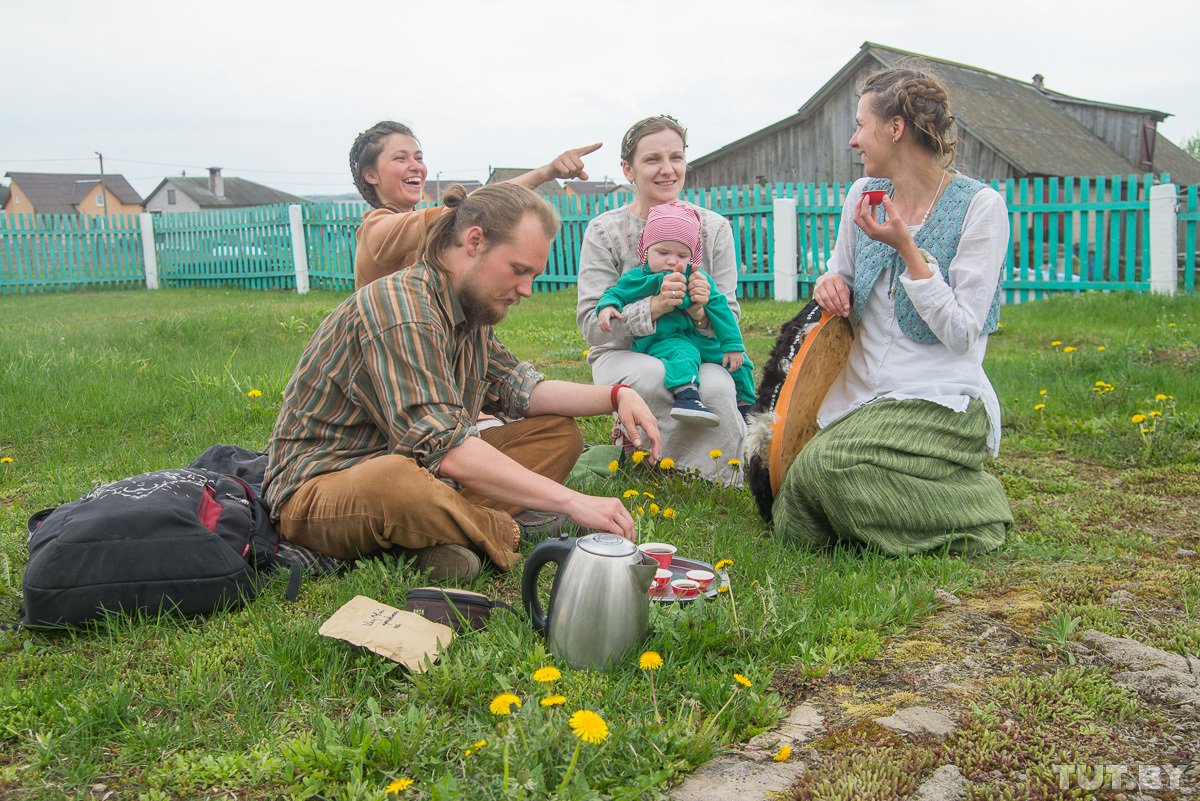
[563,180,630,198]
[143,167,305,213]
[485,168,564,196]
[2,172,143,216]
[686,42,1200,189]
[421,179,483,205]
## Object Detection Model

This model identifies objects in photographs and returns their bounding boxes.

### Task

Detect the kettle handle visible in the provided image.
[521,534,574,634]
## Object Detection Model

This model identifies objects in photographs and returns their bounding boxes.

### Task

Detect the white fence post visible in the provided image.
[1149,183,1178,295]
[140,213,159,290]
[288,204,310,294]
[772,196,798,302]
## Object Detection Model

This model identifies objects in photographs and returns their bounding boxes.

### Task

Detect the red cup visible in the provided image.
[671,579,700,599]
[649,568,672,593]
[639,543,676,570]
[863,189,887,207]
[685,569,714,591]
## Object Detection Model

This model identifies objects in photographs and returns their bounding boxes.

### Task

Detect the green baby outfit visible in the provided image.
[596,266,755,405]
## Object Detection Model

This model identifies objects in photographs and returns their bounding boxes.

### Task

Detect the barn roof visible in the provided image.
[692,42,1184,179]
[862,44,1144,176]
[1151,132,1200,186]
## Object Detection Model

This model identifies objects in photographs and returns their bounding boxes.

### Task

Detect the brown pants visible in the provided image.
[276,415,584,570]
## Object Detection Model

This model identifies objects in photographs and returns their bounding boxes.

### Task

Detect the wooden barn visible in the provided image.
[686,42,1200,188]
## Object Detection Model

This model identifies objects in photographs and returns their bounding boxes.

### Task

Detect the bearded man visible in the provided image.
[264,183,660,581]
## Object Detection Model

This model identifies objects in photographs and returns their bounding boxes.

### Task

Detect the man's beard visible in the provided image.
[458,280,507,328]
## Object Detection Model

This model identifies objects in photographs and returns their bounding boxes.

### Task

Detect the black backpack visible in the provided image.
[21,467,293,626]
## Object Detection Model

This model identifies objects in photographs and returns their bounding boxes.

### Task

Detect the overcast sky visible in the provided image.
[4,0,1197,199]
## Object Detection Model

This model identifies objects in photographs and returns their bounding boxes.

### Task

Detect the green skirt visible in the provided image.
[772,398,1012,555]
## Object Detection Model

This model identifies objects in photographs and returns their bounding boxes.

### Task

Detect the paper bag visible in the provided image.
[318,594,454,673]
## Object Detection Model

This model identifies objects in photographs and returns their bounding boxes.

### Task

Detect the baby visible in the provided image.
[596,201,755,426]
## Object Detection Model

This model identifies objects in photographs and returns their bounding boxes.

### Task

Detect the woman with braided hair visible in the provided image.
[349,120,599,288]
[771,66,1013,555]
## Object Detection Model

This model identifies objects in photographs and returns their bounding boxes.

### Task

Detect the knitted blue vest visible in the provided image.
[851,174,1001,344]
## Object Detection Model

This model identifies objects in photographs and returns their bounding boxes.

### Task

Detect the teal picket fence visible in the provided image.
[152,204,296,289]
[996,174,1159,302]
[0,212,144,295]
[0,174,1192,298]
[1181,185,1199,293]
[303,202,361,292]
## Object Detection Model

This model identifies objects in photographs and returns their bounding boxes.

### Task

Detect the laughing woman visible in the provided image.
[350,120,598,288]
[772,66,1013,555]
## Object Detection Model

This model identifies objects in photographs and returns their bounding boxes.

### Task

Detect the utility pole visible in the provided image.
[94,151,109,217]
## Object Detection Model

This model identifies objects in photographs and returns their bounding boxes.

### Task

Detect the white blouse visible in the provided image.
[816,176,1008,455]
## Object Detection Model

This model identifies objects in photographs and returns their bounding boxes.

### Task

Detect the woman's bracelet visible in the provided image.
[610,383,631,411]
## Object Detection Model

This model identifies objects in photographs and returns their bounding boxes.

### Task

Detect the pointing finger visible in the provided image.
[571,142,602,157]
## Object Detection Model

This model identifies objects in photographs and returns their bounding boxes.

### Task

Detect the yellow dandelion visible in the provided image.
[0,457,12,464]
[659,457,675,469]
[1141,428,1153,435]
[1155,393,1167,401]
[464,749,474,757]
[1050,340,1062,347]
[1150,410,1162,417]
[386,778,413,794]
[1033,403,1046,411]
[642,492,655,499]
[1063,346,1077,353]
[246,388,263,398]
[541,695,567,707]
[709,449,723,459]
[714,559,734,571]
[718,585,730,594]
[489,693,521,716]
[623,489,639,499]
[639,651,664,671]
[533,666,561,683]
[474,739,487,748]
[1168,322,1176,328]
[1131,414,1146,424]
[1039,389,1047,395]
[568,710,609,745]
[607,460,619,473]
[582,348,590,358]
[662,507,677,519]
[648,503,660,516]
[727,458,741,467]
[734,673,752,688]
[1095,380,1106,386]
[631,450,648,465]
[1097,345,1106,351]
[773,744,792,762]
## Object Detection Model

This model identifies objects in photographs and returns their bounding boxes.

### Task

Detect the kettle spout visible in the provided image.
[629,556,658,593]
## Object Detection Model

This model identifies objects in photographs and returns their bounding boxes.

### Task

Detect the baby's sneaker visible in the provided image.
[670,387,720,427]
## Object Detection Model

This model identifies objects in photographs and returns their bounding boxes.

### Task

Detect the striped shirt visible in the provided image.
[263,261,544,517]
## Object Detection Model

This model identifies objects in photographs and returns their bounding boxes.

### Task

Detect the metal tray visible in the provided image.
[647,556,728,603]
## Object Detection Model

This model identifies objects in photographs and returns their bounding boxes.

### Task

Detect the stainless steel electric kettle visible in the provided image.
[521,533,658,670]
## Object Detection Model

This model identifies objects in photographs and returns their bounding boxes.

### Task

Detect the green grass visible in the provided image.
[1,288,1198,800]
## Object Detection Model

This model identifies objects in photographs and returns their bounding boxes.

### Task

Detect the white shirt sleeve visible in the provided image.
[899,187,1008,355]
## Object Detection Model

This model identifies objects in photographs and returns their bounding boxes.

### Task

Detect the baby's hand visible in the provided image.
[723,351,744,372]
[598,307,623,333]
